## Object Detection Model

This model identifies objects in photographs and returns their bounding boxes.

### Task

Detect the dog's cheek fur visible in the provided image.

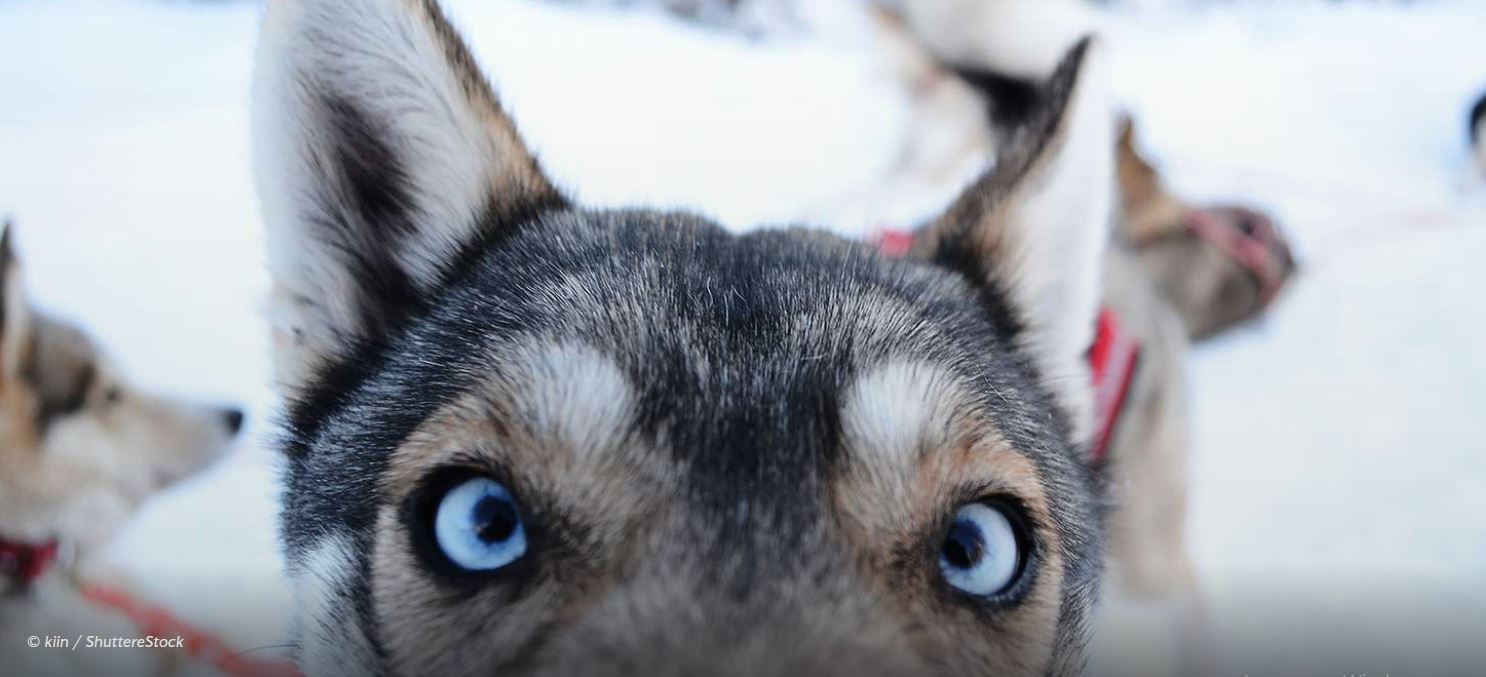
[290,534,383,677]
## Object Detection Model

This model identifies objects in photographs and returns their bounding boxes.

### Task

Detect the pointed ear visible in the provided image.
[1114,115,1187,244]
[0,220,34,381]
[252,0,566,393]
[914,39,1113,443]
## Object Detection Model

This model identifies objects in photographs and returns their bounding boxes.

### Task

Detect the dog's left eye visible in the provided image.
[939,501,1026,598]
[432,476,527,572]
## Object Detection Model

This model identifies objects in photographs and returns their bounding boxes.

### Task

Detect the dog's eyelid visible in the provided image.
[407,454,529,510]
[942,484,1046,539]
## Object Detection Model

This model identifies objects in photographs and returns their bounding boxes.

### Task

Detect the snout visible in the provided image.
[1193,204,1298,303]
[1210,205,1297,274]
[127,396,247,493]
[534,610,928,677]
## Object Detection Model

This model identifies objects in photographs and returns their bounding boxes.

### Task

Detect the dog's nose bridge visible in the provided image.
[553,599,926,677]
[547,543,925,677]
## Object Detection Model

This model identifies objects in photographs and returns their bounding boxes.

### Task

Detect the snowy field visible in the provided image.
[2,0,1484,672]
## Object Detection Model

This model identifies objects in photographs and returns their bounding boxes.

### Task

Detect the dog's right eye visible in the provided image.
[430,476,528,572]
[939,500,1028,600]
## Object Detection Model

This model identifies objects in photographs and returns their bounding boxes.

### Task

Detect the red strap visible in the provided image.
[0,537,58,585]
[80,584,301,677]
[875,229,916,258]
[1086,308,1139,463]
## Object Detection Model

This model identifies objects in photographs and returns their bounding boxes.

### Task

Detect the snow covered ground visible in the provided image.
[2,0,1483,672]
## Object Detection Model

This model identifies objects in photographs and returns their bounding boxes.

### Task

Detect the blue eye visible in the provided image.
[433,476,527,572]
[939,502,1024,597]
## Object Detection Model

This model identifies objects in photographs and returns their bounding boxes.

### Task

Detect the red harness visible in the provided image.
[0,536,59,588]
[873,229,1138,462]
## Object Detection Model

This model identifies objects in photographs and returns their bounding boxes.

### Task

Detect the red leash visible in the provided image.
[872,229,1138,462]
[3,533,299,677]
[80,584,302,677]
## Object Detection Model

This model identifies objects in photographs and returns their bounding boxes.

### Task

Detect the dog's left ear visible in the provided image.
[252,0,565,393]
[0,220,34,381]
[915,39,1113,444]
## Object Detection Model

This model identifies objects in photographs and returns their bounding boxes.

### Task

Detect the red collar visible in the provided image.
[0,536,59,587]
[1086,308,1139,463]
[873,229,1139,463]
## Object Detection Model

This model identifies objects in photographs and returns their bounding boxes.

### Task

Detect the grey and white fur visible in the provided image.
[252,0,1115,675]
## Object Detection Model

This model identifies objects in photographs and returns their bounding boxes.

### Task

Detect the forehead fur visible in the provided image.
[843,360,968,463]
[281,207,1087,539]
[378,339,663,535]
[278,212,1103,672]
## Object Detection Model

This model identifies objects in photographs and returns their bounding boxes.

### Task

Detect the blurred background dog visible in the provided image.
[0,222,243,676]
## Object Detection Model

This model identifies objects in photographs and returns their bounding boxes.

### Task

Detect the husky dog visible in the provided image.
[0,222,244,676]
[560,1,1279,670]
[252,0,1118,674]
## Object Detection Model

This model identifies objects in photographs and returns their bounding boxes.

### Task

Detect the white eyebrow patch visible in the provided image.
[512,342,634,459]
[842,360,968,463]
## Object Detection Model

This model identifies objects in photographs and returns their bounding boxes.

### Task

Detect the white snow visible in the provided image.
[1,0,1483,671]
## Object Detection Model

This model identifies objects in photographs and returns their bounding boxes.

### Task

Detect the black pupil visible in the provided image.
[943,520,984,570]
[472,496,518,544]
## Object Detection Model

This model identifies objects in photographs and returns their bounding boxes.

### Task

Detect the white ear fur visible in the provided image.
[251,0,561,392]
[918,40,1114,444]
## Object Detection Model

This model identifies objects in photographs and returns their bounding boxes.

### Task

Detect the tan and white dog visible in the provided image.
[0,222,244,677]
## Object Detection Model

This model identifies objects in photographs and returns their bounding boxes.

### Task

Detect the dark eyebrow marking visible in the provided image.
[29,356,97,433]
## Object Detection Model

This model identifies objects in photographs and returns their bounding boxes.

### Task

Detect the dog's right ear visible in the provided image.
[913,39,1112,445]
[252,0,565,393]
[0,220,33,381]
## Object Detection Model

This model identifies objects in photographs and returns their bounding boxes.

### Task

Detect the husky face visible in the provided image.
[0,226,243,558]
[253,1,1112,675]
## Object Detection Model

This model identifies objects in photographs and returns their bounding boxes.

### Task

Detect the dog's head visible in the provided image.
[0,224,243,556]
[253,1,1112,675]
[1115,119,1297,341]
